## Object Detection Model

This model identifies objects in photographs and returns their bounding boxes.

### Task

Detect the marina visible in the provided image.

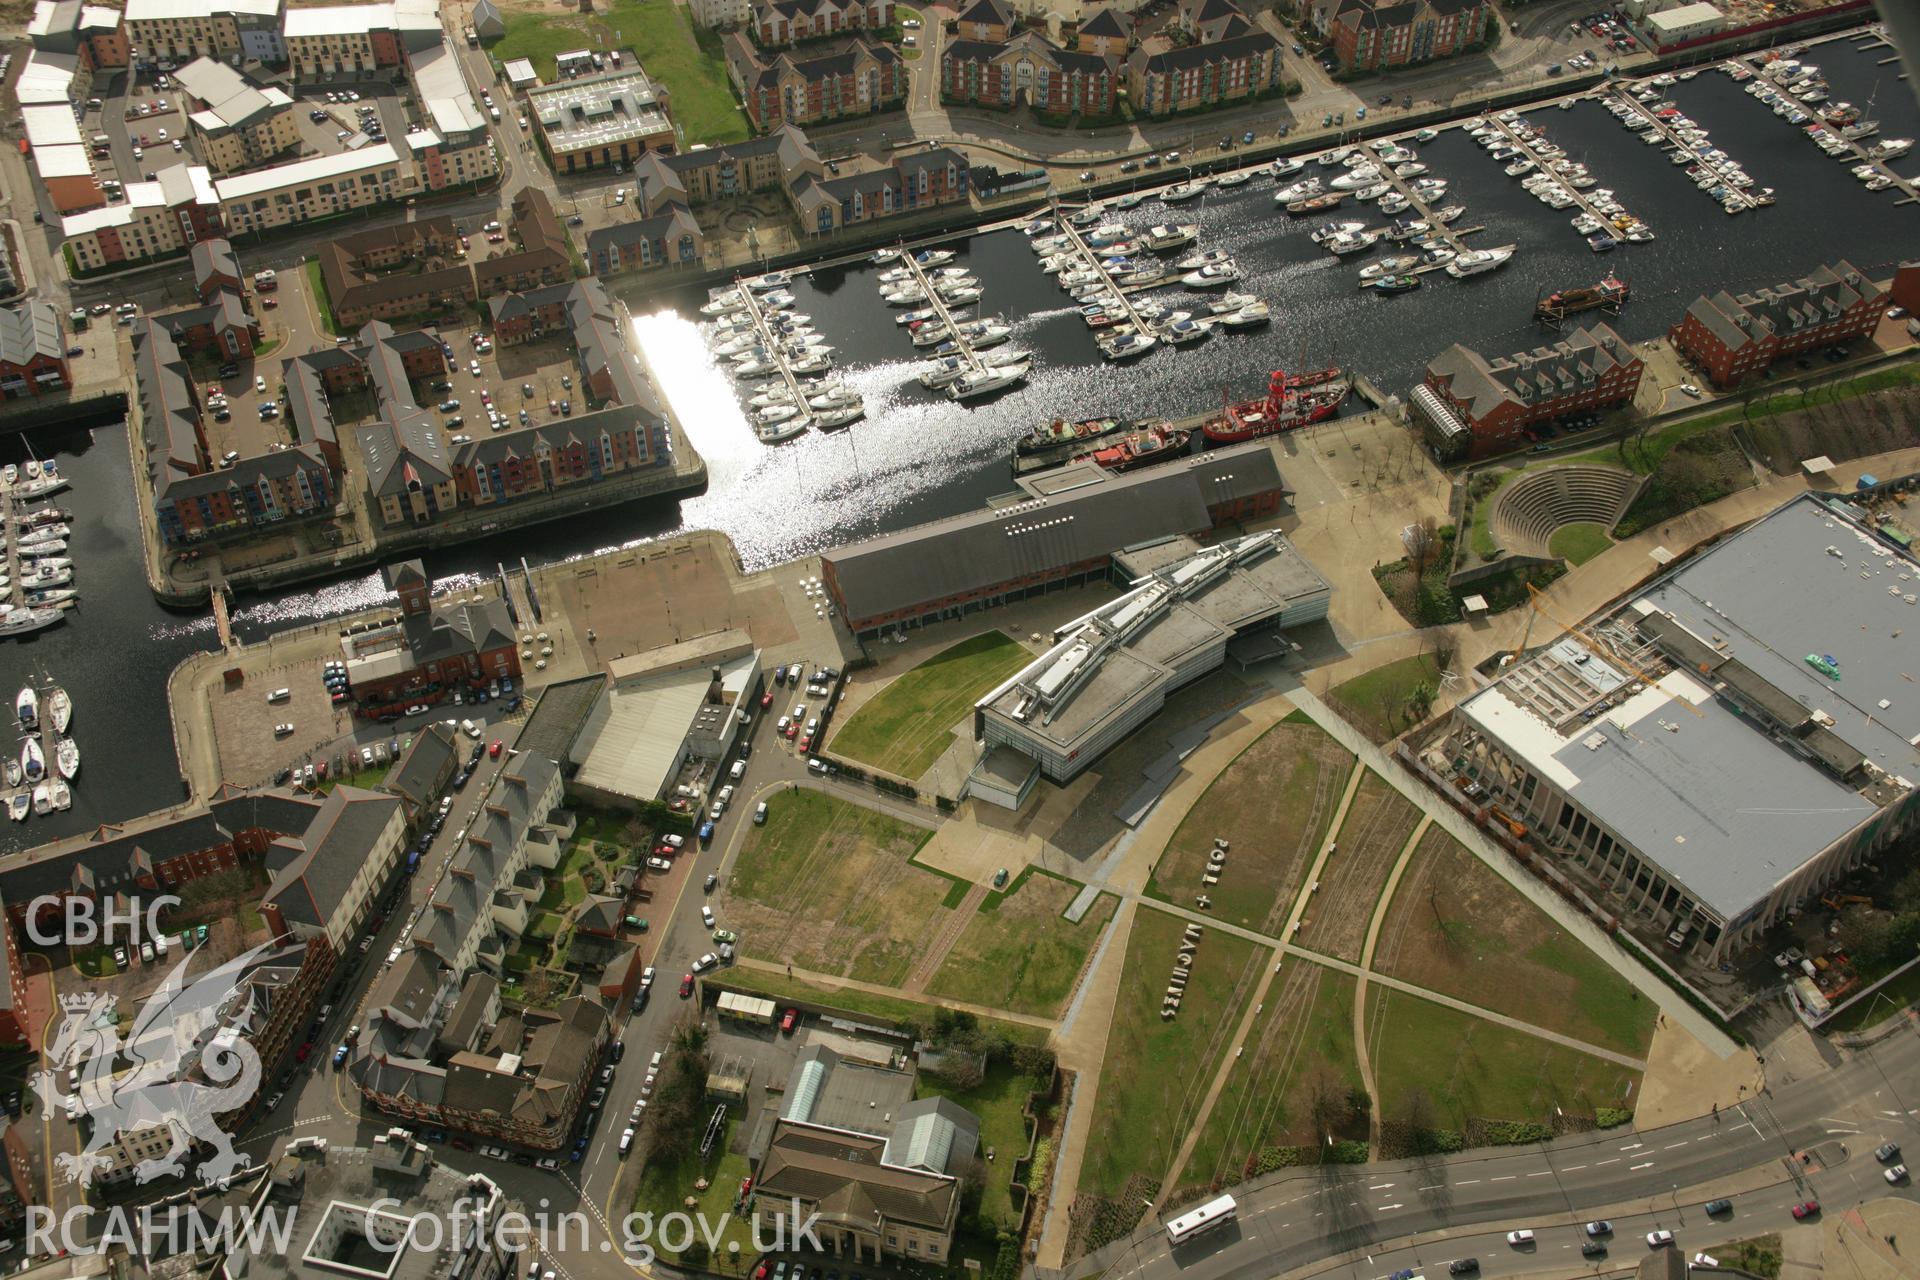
[8,675,77,823]
[4,23,1919,849]
[0,462,77,639]
[1734,58,1918,200]
[1607,85,1772,215]
[1472,110,1655,251]
[884,248,1030,401]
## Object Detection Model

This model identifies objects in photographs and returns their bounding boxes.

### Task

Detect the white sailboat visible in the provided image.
[55,737,78,781]
[16,685,37,730]
[48,686,70,733]
[20,738,43,782]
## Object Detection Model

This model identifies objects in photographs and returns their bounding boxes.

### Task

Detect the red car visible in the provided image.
[760,691,774,708]
[753,1267,768,1280]
[262,297,278,309]
[784,721,799,739]
[798,735,812,753]
[489,739,504,758]
[1791,1201,1820,1219]
[296,1043,311,1061]
[678,973,694,998]
[654,842,677,857]
[780,1007,798,1034]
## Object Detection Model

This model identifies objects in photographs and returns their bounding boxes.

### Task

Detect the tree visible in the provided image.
[1397,1087,1439,1156]
[1304,1065,1348,1146]
[670,1014,709,1058]
[1402,680,1437,726]
[1405,516,1439,575]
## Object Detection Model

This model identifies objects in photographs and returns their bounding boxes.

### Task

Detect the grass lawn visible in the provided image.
[1146,722,1353,933]
[1078,906,1264,1199]
[1371,828,1657,1058]
[303,258,340,335]
[1294,769,1421,964]
[493,0,749,144]
[1366,986,1642,1130]
[725,789,946,986]
[1548,521,1613,565]
[1180,961,1360,1189]
[632,1115,755,1264]
[830,631,1033,780]
[1330,651,1447,744]
[927,872,1116,1018]
[321,765,387,795]
[916,1060,1043,1230]
[718,966,1049,1045]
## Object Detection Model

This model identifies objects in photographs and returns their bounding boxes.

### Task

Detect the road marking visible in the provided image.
[1826,1129,1860,1135]
[1459,1180,1480,1186]
[1492,1175,1516,1182]
[1370,1183,1395,1190]
[1631,1161,1655,1170]
[1597,1158,1620,1166]
[1665,1142,1689,1149]
[1419,1184,1444,1191]
[1528,1171,1551,1177]
[1620,1142,1644,1151]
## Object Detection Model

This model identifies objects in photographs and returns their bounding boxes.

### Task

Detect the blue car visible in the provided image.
[699,820,715,843]
[332,1045,350,1068]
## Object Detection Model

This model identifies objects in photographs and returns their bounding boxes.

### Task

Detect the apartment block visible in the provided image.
[1669,260,1888,387]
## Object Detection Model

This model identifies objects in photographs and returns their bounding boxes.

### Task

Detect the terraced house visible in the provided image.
[941,30,1119,116]
[727,34,905,130]
[1126,4,1282,116]
[316,218,474,329]
[752,0,893,46]
[135,314,339,545]
[1311,0,1490,72]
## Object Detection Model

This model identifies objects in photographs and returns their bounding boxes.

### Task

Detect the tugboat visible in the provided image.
[1078,426,1193,473]
[1202,368,1348,444]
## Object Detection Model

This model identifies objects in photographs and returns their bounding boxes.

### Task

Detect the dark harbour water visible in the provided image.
[4,32,1917,846]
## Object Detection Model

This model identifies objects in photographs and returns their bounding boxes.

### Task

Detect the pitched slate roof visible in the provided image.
[0,301,65,369]
[1426,322,1635,418]
[1079,7,1130,39]
[1133,26,1277,74]
[757,1121,961,1230]
[384,721,458,813]
[133,320,205,483]
[956,0,1013,28]
[262,785,401,931]
[190,237,240,289]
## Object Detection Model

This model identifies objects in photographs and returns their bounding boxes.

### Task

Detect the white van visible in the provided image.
[729,760,745,782]
[267,688,291,703]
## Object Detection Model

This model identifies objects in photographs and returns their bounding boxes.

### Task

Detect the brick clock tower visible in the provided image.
[383,559,432,617]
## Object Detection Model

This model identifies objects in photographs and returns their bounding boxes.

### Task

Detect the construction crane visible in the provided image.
[1513,582,1704,718]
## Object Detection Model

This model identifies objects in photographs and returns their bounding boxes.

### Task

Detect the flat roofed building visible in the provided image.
[215,141,417,233]
[823,443,1287,639]
[527,65,676,173]
[568,631,760,806]
[1440,491,1920,967]
[123,0,281,60]
[974,531,1330,785]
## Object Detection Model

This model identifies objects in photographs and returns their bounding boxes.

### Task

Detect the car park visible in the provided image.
[647,857,672,872]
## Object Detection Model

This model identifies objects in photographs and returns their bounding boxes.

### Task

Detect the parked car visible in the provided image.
[1876,1142,1902,1163]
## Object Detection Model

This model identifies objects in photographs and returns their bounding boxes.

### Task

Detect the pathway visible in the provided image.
[1353,815,1432,1148]
[1150,762,1366,1207]
[1268,675,1738,1060]
[903,881,989,993]
[1126,890,1647,1071]
[729,956,1059,1030]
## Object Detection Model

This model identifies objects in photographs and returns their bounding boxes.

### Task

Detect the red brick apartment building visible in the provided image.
[1423,323,1643,459]
[752,0,894,46]
[1669,260,1889,387]
[1312,0,1489,72]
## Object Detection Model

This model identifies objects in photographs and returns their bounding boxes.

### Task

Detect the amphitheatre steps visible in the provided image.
[1490,464,1643,560]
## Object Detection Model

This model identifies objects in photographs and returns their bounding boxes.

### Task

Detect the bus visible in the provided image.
[1164,1194,1236,1245]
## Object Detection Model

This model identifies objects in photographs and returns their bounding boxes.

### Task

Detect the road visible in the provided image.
[1082,1020,1920,1280]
